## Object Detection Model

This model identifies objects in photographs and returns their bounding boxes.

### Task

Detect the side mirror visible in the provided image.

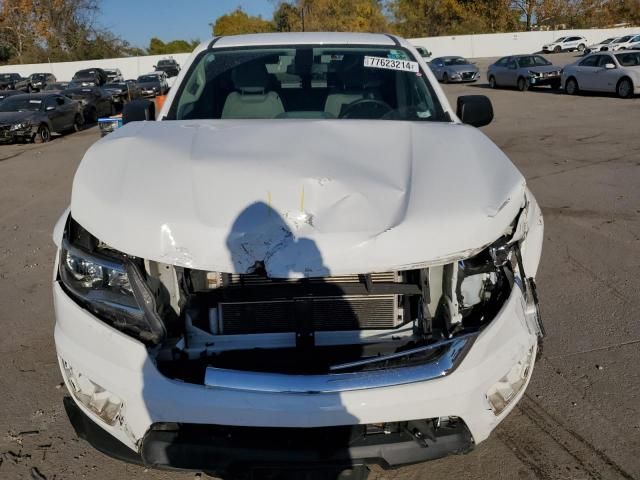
[122,99,155,124]
[604,63,616,69]
[457,95,494,128]
[153,65,157,70]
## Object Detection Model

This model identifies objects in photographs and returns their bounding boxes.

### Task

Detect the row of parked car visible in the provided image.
[542,33,640,54]
[427,48,640,99]
[0,59,181,143]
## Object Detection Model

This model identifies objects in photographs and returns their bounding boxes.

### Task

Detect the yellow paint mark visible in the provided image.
[300,186,305,212]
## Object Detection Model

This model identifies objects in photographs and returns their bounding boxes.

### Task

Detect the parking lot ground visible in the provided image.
[1,52,639,479]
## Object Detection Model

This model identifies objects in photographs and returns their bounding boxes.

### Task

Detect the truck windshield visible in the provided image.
[170,45,446,121]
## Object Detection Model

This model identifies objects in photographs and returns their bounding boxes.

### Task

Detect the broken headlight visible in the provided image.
[59,218,167,344]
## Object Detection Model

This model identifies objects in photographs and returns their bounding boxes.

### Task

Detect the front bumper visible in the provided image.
[529,74,561,86]
[54,275,539,471]
[447,72,479,82]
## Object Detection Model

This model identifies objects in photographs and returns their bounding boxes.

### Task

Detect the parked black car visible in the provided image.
[0,73,24,90]
[71,68,108,86]
[43,82,70,91]
[15,73,56,92]
[0,90,24,102]
[0,93,83,143]
[154,58,180,77]
[137,74,169,97]
[103,82,141,109]
[63,86,115,123]
[104,68,124,82]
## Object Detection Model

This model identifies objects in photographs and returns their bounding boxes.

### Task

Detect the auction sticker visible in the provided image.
[364,56,419,73]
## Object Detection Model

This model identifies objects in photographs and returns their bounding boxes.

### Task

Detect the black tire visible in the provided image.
[33,124,50,143]
[577,43,585,52]
[517,77,529,92]
[86,107,98,124]
[27,84,32,93]
[73,114,83,132]
[488,75,497,89]
[565,77,579,95]
[554,45,561,53]
[617,77,634,98]
[442,73,449,84]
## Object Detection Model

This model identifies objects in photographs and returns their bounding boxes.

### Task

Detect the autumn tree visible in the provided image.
[212,7,274,36]
[148,37,199,55]
[390,0,469,37]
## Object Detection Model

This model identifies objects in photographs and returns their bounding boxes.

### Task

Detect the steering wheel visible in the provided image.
[339,99,393,119]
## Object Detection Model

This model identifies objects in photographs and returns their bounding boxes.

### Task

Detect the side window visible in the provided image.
[579,56,599,67]
[55,96,64,106]
[43,96,56,110]
[496,57,507,67]
[507,59,518,69]
[597,55,614,67]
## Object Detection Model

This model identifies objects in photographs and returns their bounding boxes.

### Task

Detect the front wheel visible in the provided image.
[617,78,634,98]
[488,75,497,89]
[517,77,529,92]
[577,44,585,52]
[33,124,50,143]
[442,73,449,84]
[554,46,561,53]
[565,77,579,95]
[73,114,83,132]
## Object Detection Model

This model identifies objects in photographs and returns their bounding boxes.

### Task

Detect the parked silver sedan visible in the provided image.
[428,56,479,83]
[487,55,562,91]
[562,50,640,98]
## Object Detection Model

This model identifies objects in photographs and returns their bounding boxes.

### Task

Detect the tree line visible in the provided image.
[0,0,201,65]
[1,0,638,65]
[214,0,639,37]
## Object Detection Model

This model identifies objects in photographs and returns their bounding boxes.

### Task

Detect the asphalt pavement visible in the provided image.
[0,52,638,479]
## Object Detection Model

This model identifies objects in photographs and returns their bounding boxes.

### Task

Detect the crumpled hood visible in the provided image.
[71,120,526,277]
[0,111,39,124]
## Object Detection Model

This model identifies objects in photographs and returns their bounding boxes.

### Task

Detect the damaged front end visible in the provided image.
[57,195,543,395]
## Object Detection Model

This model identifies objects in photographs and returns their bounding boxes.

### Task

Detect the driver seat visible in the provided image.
[324,58,383,117]
[222,61,284,119]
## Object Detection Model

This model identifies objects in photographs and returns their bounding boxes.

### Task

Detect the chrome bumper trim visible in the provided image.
[204,333,476,394]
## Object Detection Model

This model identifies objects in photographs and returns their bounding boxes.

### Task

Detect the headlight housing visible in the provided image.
[10,122,29,131]
[58,217,168,344]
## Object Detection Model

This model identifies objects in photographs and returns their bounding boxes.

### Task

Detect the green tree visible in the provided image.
[147,37,199,55]
[212,7,274,36]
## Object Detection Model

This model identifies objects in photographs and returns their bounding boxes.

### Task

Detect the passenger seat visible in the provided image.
[222,62,285,119]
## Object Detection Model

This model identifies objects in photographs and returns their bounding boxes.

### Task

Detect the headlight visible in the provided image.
[10,122,28,131]
[59,217,168,344]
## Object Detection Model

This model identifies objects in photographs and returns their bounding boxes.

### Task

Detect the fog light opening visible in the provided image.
[486,346,534,416]
[62,359,123,425]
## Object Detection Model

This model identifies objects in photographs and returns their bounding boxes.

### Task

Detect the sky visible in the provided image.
[99,0,275,49]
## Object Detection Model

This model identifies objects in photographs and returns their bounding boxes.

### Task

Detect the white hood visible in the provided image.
[71,120,525,277]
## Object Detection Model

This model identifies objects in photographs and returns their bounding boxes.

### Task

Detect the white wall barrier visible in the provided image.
[0,27,638,80]
[411,27,638,59]
[0,53,191,82]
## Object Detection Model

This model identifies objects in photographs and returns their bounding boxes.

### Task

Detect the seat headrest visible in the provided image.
[232,61,269,93]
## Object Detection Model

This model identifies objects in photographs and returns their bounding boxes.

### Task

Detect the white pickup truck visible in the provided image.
[53,32,544,478]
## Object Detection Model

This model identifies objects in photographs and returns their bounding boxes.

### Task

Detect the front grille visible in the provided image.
[461,72,475,80]
[219,294,402,334]
[206,271,409,334]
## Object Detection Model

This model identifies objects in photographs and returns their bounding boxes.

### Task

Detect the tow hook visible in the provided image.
[405,420,436,447]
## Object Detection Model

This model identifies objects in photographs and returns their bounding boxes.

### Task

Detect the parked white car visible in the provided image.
[562,50,640,98]
[601,34,640,51]
[584,37,617,54]
[53,32,544,477]
[542,35,587,53]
